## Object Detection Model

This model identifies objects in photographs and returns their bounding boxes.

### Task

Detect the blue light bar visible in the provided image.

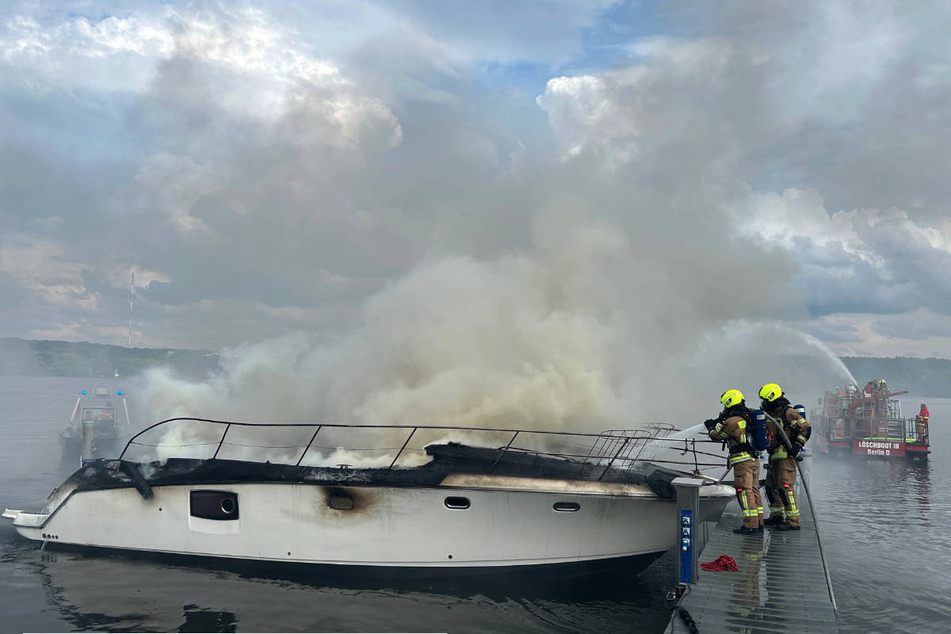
[81,390,87,395]
[117,391,123,396]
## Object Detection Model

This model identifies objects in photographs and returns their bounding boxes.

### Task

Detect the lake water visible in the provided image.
[1,376,948,633]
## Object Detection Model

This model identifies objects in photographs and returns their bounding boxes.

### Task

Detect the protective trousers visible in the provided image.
[766,458,800,527]
[732,459,759,529]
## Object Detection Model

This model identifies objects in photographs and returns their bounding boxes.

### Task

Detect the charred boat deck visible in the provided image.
[666,499,839,633]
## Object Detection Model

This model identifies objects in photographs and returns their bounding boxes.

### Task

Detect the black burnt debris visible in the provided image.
[57,441,681,500]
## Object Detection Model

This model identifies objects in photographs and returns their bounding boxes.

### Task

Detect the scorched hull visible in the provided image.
[10,481,731,570]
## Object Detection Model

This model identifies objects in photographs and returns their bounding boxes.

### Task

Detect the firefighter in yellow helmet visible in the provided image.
[704,389,763,535]
[759,383,811,530]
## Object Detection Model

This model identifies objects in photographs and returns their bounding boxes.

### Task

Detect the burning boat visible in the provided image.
[812,381,930,461]
[5,419,733,574]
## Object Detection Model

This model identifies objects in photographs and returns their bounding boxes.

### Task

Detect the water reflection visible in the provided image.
[726,535,764,625]
[24,545,673,633]
[180,605,237,633]
[906,462,932,526]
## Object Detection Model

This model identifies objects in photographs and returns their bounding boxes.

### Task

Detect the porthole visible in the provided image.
[553,502,580,512]
[444,497,470,510]
[329,495,354,511]
[220,497,236,515]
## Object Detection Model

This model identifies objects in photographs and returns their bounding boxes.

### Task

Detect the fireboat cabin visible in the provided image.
[812,382,930,461]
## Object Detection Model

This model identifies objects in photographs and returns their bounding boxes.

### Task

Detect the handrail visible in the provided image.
[296,426,322,467]
[488,431,520,474]
[598,437,631,482]
[388,428,416,470]
[116,416,729,475]
[120,417,711,460]
[211,423,230,460]
[765,412,837,612]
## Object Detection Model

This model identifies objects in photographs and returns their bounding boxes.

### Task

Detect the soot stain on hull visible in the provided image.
[320,486,380,518]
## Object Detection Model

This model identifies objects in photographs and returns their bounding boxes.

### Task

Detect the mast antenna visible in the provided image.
[128,269,135,348]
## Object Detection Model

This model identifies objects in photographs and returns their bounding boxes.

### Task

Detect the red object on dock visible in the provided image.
[700,555,738,572]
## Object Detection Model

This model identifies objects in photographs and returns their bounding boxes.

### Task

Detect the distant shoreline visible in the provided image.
[0,337,220,382]
[3,337,951,398]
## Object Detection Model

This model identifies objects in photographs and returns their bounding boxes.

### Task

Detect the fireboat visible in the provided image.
[812,380,930,461]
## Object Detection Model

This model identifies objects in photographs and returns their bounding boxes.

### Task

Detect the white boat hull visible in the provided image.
[10,481,732,569]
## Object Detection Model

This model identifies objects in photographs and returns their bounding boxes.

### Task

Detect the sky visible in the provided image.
[2,1,951,426]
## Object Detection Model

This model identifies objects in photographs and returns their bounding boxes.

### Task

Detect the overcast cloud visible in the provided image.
[3,1,951,426]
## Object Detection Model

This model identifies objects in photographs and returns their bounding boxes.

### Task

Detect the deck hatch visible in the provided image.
[190,490,239,520]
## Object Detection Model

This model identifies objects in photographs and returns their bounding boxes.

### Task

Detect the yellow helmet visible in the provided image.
[758,383,783,402]
[720,389,745,408]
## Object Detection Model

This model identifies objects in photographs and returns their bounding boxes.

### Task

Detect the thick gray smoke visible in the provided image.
[122,3,871,446]
[140,201,853,440]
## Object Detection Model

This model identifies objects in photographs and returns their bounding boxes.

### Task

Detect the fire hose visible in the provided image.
[764,412,838,613]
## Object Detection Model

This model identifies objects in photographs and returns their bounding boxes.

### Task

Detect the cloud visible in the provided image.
[5,0,951,440]
[537,37,740,166]
[0,235,98,311]
[369,0,618,66]
[0,11,174,94]
[873,308,951,341]
[733,188,951,320]
[796,315,863,345]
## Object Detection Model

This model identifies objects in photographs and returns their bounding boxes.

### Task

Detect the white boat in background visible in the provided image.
[58,384,131,464]
[7,419,732,575]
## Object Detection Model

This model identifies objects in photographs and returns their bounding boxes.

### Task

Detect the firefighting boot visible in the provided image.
[763,516,785,526]
[733,527,759,535]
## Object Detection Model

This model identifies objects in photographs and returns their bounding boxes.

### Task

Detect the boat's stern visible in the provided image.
[2,508,49,541]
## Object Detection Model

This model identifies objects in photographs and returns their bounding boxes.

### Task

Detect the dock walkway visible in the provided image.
[666,500,839,633]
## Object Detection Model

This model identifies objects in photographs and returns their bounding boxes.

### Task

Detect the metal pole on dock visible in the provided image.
[672,477,705,586]
[765,412,838,612]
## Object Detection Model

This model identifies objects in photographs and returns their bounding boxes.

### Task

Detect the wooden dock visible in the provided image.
[666,500,839,633]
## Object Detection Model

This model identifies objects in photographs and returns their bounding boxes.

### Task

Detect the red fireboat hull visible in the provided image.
[827,439,930,460]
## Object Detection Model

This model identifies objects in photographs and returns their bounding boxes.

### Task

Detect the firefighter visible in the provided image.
[916,404,930,443]
[704,389,762,535]
[759,382,811,531]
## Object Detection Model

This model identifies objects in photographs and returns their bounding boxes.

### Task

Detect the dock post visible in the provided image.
[671,477,705,586]
[799,447,813,494]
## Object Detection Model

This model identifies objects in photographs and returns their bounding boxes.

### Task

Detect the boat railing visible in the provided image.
[848,417,919,443]
[117,418,728,478]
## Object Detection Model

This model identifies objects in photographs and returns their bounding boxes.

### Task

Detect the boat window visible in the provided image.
[553,502,580,512]
[444,497,470,510]
[329,495,354,511]
[190,490,239,520]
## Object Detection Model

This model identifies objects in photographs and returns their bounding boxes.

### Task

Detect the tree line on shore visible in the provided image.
[0,338,219,382]
[2,337,950,397]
